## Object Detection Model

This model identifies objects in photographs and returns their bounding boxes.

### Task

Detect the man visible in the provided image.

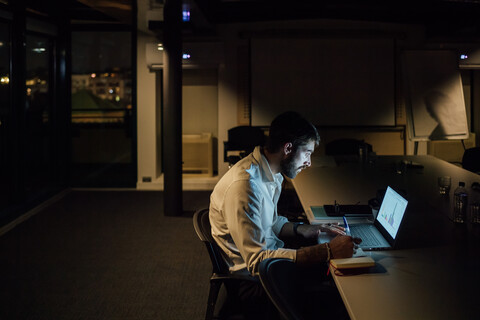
[209,111,359,318]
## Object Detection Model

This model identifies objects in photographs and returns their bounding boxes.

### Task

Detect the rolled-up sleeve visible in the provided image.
[272,215,289,235]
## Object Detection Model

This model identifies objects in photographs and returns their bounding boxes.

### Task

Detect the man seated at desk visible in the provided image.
[210,111,361,319]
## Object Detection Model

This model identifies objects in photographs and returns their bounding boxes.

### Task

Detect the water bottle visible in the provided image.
[453,182,468,223]
[358,143,368,163]
[358,145,364,162]
[470,185,480,224]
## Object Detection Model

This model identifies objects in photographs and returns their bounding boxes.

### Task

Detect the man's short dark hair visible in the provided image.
[265,111,320,153]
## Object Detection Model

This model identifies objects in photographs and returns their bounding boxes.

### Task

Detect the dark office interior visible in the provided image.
[1,0,480,319]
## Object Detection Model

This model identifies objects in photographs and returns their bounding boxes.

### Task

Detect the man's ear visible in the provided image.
[283,142,293,155]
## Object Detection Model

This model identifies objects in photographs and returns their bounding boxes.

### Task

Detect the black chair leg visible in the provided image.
[206,280,222,320]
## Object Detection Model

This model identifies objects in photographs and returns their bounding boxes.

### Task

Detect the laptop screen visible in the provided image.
[376,186,408,239]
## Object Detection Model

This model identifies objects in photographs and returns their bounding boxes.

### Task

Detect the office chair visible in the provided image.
[193,208,258,320]
[325,138,372,156]
[462,147,480,174]
[223,126,266,167]
[258,258,305,320]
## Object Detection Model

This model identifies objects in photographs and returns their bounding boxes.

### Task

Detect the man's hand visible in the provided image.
[329,235,362,259]
[297,223,346,238]
[318,223,346,236]
[295,236,362,266]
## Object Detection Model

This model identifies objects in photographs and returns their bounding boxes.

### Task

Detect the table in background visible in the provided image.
[291,155,480,320]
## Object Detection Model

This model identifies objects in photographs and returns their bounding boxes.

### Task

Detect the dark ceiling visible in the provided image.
[23,0,133,25]
[194,0,478,24]
[22,0,480,39]
[193,0,480,38]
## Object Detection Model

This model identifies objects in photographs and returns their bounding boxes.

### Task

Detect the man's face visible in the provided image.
[280,140,315,179]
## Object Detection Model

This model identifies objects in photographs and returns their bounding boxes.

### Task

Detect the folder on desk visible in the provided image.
[330,256,375,269]
[310,205,371,222]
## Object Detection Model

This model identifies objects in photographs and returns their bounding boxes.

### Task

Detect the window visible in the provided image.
[71,31,135,187]
[24,34,54,196]
[0,21,11,211]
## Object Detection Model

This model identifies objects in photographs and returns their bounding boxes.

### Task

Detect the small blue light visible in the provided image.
[182,10,190,21]
[460,54,468,60]
[182,53,191,59]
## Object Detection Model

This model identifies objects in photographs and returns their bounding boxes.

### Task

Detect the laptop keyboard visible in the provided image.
[350,224,382,247]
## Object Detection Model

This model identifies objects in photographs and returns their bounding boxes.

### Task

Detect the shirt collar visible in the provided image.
[253,146,283,184]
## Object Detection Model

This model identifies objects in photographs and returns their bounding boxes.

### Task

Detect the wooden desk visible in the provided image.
[292,155,480,320]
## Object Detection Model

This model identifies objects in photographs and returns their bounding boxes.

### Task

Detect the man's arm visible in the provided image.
[278,222,362,265]
[278,221,298,238]
[296,235,362,266]
[279,221,346,239]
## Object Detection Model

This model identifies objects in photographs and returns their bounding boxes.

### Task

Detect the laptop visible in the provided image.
[347,186,408,250]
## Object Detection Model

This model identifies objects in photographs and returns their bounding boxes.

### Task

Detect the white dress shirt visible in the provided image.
[209,146,296,275]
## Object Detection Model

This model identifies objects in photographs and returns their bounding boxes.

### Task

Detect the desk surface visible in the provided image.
[292,155,480,320]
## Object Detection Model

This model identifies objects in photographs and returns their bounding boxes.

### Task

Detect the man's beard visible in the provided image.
[280,153,303,179]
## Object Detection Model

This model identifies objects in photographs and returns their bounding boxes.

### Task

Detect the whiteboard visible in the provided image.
[251,38,396,126]
[402,50,469,141]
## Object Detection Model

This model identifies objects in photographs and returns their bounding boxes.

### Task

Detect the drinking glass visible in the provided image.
[471,203,480,224]
[438,176,451,195]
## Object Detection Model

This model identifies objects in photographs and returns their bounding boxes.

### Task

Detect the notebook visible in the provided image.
[330,256,375,269]
[346,186,408,251]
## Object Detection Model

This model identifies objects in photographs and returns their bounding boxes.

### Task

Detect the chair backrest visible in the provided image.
[258,258,304,320]
[462,147,480,174]
[325,138,372,156]
[193,208,230,275]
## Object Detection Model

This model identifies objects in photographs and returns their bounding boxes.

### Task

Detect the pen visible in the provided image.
[343,216,351,236]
